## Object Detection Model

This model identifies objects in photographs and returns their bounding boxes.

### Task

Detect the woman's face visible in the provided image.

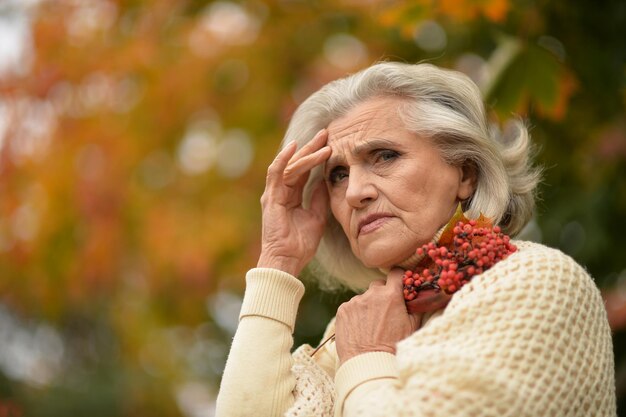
[324,96,475,269]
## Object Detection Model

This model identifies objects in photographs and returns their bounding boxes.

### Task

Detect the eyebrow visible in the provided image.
[324,138,399,174]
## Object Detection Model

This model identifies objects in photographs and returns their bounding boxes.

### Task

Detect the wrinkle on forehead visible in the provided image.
[327,97,408,146]
[324,97,411,174]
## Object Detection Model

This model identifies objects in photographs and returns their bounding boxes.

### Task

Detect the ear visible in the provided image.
[457,163,477,200]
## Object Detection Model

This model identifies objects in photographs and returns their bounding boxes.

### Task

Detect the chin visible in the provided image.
[355,242,416,269]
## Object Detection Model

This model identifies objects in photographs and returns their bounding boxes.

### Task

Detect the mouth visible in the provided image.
[357,213,394,236]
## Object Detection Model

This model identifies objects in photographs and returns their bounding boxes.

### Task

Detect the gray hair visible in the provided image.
[282,62,541,291]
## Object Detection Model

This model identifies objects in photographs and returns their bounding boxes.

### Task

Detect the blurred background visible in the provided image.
[0,0,624,415]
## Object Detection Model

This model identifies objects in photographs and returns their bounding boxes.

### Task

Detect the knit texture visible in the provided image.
[286,345,336,417]
[216,241,616,417]
[216,269,305,417]
[239,267,305,332]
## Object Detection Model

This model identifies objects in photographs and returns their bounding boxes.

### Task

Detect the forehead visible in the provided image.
[326,97,409,147]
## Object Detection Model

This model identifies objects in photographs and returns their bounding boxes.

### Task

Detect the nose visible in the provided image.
[345,167,378,208]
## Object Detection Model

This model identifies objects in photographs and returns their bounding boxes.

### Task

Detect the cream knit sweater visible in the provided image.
[216,241,616,417]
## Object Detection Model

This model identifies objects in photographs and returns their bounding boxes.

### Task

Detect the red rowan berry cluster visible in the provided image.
[403,220,517,301]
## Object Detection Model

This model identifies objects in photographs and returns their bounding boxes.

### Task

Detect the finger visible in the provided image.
[283,170,312,209]
[284,129,327,185]
[289,170,311,207]
[385,268,405,288]
[283,146,331,186]
[309,180,329,221]
[267,141,297,185]
[289,128,328,162]
[408,312,423,331]
[405,292,451,314]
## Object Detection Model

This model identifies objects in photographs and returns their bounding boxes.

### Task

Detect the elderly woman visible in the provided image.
[215,62,615,417]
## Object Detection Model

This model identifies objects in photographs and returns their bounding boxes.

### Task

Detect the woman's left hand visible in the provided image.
[335,269,422,365]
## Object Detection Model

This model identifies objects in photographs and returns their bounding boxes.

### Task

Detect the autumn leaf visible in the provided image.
[484,36,577,120]
[437,204,492,247]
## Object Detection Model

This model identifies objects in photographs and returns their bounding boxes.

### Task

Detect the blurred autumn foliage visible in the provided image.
[0,0,624,416]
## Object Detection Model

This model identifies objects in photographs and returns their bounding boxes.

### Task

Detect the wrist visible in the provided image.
[257,254,301,276]
[338,346,396,366]
[241,268,305,332]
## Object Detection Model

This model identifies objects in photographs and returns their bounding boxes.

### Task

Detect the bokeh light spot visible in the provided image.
[455,53,488,89]
[202,1,260,45]
[0,5,33,79]
[215,129,254,179]
[413,20,447,52]
[323,34,368,70]
[178,127,218,176]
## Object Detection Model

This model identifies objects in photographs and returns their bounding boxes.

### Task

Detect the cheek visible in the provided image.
[329,196,350,232]
[390,173,459,218]
[385,177,429,211]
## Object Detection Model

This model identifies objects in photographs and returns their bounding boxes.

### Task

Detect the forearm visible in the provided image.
[216,268,305,417]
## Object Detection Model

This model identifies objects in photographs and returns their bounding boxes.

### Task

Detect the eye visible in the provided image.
[374,149,400,163]
[328,167,348,185]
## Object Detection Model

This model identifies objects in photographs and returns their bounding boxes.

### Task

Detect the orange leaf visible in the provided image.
[438,204,469,246]
[438,204,494,246]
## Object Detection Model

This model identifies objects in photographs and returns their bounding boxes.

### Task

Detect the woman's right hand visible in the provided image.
[257,129,332,276]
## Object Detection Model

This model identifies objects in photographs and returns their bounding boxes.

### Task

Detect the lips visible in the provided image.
[357,213,394,236]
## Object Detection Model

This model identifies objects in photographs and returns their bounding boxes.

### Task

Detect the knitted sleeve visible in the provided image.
[215,268,305,417]
[216,268,338,417]
[335,242,616,417]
